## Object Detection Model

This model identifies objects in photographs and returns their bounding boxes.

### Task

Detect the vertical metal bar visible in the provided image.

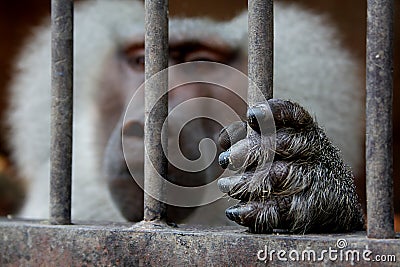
[144,0,168,221]
[50,0,73,224]
[248,0,274,103]
[246,0,274,235]
[366,0,394,238]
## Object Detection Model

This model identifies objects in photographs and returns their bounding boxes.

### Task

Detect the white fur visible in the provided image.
[7,0,362,222]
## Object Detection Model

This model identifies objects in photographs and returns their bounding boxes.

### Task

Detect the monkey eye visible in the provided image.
[124,47,145,72]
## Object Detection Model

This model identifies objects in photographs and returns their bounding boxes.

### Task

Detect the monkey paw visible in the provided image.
[218,99,364,234]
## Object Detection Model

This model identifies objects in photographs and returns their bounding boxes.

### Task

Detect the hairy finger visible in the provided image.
[225,198,292,234]
[247,99,315,133]
[218,161,290,201]
[218,121,247,150]
[274,127,326,160]
[218,137,261,170]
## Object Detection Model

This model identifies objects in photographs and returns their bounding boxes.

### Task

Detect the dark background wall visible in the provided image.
[0,0,398,230]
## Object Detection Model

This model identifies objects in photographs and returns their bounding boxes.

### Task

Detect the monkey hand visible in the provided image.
[217,99,364,234]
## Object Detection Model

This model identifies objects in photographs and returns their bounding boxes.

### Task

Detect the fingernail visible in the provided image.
[225,205,241,221]
[218,128,231,150]
[225,203,253,226]
[218,151,230,169]
[225,204,253,223]
[217,178,230,193]
[217,176,242,193]
[247,107,262,131]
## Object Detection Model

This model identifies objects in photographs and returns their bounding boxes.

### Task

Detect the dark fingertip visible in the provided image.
[225,204,254,224]
[218,126,226,139]
[218,151,230,169]
[247,107,262,132]
[218,128,231,150]
[268,98,314,129]
[217,176,242,193]
[225,205,241,221]
[217,178,230,193]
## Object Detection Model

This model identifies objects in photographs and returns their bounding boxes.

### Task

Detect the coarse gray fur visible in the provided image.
[219,100,364,233]
[6,0,363,230]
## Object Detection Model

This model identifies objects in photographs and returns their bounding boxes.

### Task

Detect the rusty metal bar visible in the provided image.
[248,0,274,103]
[143,0,168,221]
[50,0,73,225]
[366,0,394,238]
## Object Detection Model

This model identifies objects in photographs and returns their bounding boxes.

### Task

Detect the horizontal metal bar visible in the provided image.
[1,220,399,266]
[50,0,73,225]
[366,0,394,239]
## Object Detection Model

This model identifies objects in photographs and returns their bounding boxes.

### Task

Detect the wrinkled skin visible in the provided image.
[218,99,365,234]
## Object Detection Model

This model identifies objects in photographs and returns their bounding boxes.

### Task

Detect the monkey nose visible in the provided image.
[123,120,144,138]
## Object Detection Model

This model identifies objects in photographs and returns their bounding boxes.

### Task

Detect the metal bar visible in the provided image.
[1,220,400,266]
[143,0,168,221]
[366,0,394,238]
[248,0,274,103]
[245,0,274,234]
[50,0,73,225]
[245,0,274,233]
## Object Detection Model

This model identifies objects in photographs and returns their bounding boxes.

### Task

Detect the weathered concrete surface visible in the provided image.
[0,219,399,266]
